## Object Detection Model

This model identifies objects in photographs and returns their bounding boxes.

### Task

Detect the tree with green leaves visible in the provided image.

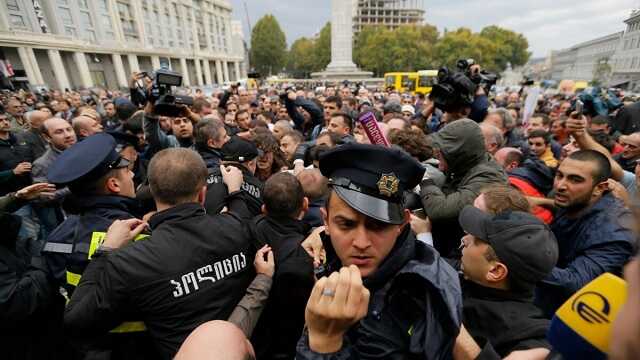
[313,22,332,71]
[433,28,498,71]
[479,26,531,71]
[250,15,287,76]
[287,37,317,78]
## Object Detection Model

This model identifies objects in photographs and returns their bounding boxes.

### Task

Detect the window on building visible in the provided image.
[59,8,74,25]
[632,38,636,49]
[9,14,26,27]
[6,0,20,11]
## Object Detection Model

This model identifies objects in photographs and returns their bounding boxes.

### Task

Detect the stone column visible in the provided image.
[151,55,161,70]
[47,49,71,90]
[234,62,241,81]
[326,0,358,71]
[180,58,191,87]
[17,47,44,85]
[215,60,224,84]
[112,54,128,88]
[203,59,213,85]
[194,59,203,86]
[73,52,93,88]
[127,54,140,74]
[222,61,230,83]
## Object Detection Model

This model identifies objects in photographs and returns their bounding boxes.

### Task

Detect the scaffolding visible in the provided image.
[353,0,425,34]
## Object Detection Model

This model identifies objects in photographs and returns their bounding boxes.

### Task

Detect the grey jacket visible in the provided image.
[421,119,507,257]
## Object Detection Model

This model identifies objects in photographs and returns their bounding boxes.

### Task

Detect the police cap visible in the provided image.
[222,137,262,163]
[47,133,130,186]
[319,143,425,224]
[107,130,139,152]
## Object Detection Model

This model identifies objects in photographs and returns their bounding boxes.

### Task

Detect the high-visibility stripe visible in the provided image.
[43,242,73,254]
[109,321,147,333]
[66,271,82,287]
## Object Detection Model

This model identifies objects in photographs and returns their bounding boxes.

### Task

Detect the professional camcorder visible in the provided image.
[457,58,499,94]
[429,67,477,112]
[136,69,193,117]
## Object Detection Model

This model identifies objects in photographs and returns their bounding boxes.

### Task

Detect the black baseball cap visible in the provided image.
[221,137,261,163]
[458,206,559,285]
[107,130,139,152]
[319,143,425,224]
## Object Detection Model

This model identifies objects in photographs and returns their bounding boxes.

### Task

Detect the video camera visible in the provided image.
[137,69,193,117]
[429,67,477,113]
[457,58,499,94]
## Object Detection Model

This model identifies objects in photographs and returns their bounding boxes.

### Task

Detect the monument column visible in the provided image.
[312,0,371,79]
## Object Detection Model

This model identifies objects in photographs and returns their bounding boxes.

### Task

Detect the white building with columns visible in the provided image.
[0,0,246,90]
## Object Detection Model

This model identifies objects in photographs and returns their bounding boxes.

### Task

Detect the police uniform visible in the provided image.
[296,143,463,360]
[204,136,263,217]
[41,133,157,359]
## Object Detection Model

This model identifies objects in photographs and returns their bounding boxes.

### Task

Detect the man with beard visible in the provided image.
[535,149,636,317]
[614,132,640,172]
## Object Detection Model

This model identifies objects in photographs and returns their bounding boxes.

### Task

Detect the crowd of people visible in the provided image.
[1,66,639,360]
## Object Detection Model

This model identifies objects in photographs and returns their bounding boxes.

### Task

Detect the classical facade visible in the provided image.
[610,10,640,89]
[352,0,425,34]
[0,0,246,90]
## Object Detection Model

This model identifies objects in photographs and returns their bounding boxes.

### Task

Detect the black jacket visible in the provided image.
[296,228,462,359]
[251,215,315,359]
[613,101,640,135]
[284,96,324,137]
[205,163,263,217]
[64,200,258,359]
[0,133,34,195]
[462,281,551,357]
[17,129,48,160]
[0,212,67,360]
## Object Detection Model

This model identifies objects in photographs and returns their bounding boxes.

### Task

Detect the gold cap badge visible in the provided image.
[377,173,399,197]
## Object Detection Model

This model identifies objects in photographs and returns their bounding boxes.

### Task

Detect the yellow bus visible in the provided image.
[384,72,418,93]
[416,70,438,95]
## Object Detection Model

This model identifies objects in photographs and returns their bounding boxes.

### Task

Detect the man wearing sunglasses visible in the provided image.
[42,133,157,358]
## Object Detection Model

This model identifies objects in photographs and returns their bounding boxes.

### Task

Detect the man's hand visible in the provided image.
[13,162,32,175]
[302,226,326,268]
[287,91,297,101]
[306,266,370,353]
[410,214,431,234]
[566,112,587,138]
[254,245,275,278]
[102,218,147,249]
[15,183,56,200]
[220,165,243,193]
[607,179,630,207]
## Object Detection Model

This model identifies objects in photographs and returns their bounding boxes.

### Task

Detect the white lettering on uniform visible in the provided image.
[170,251,248,298]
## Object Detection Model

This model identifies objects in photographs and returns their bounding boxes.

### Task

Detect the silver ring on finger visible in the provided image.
[322,288,335,297]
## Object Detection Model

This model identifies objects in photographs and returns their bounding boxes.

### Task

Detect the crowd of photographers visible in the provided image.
[0,61,639,360]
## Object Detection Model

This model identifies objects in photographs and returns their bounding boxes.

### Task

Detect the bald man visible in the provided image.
[615,132,640,172]
[33,118,77,183]
[494,147,523,172]
[72,115,103,140]
[480,122,504,155]
[174,321,255,360]
[296,168,328,228]
[20,110,50,158]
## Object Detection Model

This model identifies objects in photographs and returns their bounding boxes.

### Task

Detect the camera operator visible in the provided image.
[132,72,201,156]
[427,66,477,126]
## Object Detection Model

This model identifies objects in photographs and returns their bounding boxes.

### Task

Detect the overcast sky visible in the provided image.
[230,0,637,58]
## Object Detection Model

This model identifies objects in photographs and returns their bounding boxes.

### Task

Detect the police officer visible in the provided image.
[296,143,463,359]
[41,133,156,359]
[64,148,259,359]
[205,136,263,217]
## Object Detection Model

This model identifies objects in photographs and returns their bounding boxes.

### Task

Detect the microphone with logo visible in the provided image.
[547,273,628,359]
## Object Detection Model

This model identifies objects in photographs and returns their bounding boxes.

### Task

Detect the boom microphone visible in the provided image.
[547,273,628,359]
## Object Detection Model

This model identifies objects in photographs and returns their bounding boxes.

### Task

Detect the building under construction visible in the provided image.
[352,0,425,34]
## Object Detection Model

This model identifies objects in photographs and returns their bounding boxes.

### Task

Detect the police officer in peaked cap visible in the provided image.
[41,133,157,359]
[296,143,463,359]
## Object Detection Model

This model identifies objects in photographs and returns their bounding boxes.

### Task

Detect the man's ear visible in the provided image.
[486,262,509,283]
[320,207,329,235]
[261,204,267,215]
[197,186,207,205]
[299,197,309,219]
[105,176,121,194]
[402,209,411,229]
[593,181,609,198]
